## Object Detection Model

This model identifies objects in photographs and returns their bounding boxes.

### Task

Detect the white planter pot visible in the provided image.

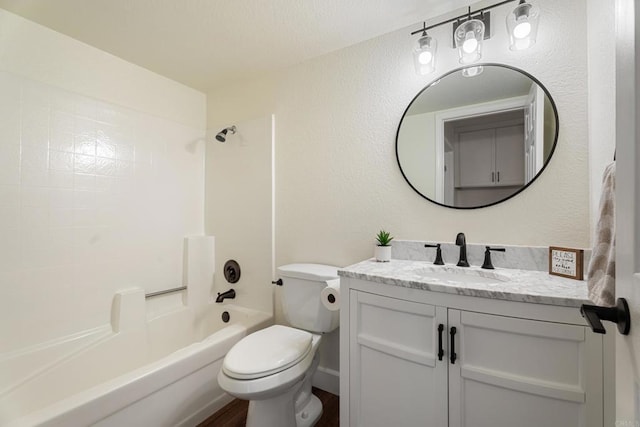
[375,245,392,262]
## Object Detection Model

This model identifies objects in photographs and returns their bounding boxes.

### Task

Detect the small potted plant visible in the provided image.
[374,229,393,262]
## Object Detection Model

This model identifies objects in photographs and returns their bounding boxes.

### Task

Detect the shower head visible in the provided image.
[215,125,237,142]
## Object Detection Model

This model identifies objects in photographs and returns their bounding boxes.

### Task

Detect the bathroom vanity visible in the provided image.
[338,258,606,427]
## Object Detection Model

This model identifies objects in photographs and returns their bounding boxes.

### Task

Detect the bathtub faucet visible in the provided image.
[215,288,236,303]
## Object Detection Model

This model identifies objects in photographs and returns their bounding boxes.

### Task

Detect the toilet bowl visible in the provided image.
[217,264,340,427]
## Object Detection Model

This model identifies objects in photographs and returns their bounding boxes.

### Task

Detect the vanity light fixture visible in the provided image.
[412,24,438,75]
[506,0,540,50]
[410,0,541,75]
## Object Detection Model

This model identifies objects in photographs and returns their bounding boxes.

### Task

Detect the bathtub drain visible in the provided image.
[222,311,230,323]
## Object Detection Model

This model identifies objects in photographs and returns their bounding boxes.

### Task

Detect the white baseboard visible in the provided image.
[179,392,234,427]
[312,366,340,396]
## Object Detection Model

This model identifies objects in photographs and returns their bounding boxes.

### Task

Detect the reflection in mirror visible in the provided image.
[396,64,558,209]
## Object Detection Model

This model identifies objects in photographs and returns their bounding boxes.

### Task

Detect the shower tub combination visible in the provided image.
[0,287,271,426]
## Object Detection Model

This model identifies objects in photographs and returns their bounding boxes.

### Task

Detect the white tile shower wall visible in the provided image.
[0,72,205,353]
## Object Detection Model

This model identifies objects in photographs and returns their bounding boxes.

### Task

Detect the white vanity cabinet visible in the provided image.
[341,278,604,427]
[348,291,448,427]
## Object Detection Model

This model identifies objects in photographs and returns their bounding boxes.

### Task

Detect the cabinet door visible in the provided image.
[456,128,495,187]
[448,310,603,427]
[349,291,448,427]
[494,125,525,186]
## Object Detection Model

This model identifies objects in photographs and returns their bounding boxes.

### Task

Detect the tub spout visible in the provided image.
[215,288,236,303]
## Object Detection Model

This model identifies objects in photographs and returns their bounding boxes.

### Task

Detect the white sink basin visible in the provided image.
[414,266,509,284]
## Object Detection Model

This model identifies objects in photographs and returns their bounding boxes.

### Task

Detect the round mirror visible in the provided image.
[396,64,558,209]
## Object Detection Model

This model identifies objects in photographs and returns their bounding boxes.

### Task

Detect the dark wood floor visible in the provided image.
[198,387,339,427]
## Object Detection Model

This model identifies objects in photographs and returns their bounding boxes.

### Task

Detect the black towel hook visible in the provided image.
[580,298,630,335]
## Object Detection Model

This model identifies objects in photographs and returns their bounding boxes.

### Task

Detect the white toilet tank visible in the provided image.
[277,263,340,334]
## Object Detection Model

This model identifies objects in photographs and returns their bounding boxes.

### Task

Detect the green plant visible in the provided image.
[375,230,394,246]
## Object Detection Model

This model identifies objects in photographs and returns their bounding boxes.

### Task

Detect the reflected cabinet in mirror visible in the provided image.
[396,64,558,209]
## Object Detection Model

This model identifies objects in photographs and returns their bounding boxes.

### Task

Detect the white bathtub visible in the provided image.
[0,288,272,427]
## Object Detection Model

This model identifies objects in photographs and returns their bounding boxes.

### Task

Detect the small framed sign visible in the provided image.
[549,246,584,280]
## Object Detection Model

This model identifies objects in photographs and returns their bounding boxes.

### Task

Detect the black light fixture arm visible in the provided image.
[410,0,518,35]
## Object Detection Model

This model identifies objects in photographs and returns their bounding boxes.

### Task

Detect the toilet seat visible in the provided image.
[218,331,322,401]
[222,325,312,380]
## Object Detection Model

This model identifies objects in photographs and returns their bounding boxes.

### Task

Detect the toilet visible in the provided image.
[217,263,340,427]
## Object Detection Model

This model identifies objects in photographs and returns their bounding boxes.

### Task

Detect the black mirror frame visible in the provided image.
[395,63,560,210]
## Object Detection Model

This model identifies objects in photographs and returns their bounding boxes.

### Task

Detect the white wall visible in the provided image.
[0,9,206,353]
[209,0,591,259]
[587,0,616,237]
[204,115,274,315]
[0,10,204,129]
[275,0,590,258]
[207,0,598,382]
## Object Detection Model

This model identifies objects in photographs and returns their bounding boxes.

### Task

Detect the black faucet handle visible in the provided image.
[481,246,506,269]
[424,243,445,265]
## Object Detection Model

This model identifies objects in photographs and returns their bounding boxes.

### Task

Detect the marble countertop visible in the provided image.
[338,259,591,308]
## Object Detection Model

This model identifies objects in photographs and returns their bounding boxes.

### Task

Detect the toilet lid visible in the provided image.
[222,325,313,380]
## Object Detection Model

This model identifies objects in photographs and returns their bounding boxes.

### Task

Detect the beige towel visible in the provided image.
[587,162,616,306]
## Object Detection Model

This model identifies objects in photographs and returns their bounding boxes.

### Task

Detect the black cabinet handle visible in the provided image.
[450,326,457,364]
[437,324,444,361]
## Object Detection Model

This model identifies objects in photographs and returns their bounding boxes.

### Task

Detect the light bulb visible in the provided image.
[418,51,433,64]
[462,34,478,54]
[513,21,531,38]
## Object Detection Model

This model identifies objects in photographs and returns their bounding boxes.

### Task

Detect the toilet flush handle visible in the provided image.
[272,279,283,286]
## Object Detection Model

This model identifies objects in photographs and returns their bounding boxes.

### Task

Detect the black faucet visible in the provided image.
[215,288,236,303]
[455,233,469,267]
[424,243,444,265]
[481,246,506,269]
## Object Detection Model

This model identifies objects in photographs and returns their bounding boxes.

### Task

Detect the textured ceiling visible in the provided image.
[0,0,473,91]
